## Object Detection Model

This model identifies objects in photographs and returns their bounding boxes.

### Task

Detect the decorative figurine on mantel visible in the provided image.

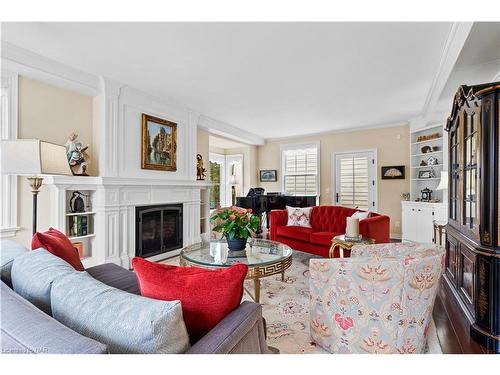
[196,153,207,181]
[65,132,90,176]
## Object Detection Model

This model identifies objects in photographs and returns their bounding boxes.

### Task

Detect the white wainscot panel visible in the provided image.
[105,211,120,264]
[151,188,191,204]
[106,190,120,205]
[121,103,190,180]
[183,202,201,246]
[119,208,131,267]
[125,206,136,268]
[121,188,151,205]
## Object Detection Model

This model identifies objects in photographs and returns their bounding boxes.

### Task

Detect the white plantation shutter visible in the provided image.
[335,151,376,211]
[282,144,319,196]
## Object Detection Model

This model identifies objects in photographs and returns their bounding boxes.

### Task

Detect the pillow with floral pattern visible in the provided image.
[286,206,313,228]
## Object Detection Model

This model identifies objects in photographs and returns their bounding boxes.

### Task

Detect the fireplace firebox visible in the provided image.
[135,204,183,258]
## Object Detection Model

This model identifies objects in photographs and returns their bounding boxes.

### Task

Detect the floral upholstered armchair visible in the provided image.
[309,242,445,354]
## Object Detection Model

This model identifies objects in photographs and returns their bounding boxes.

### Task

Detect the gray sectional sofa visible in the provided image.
[0,240,270,354]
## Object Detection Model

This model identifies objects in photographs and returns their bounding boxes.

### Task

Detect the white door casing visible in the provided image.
[332,149,377,212]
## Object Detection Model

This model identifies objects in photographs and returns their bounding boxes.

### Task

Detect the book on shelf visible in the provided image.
[69,215,89,237]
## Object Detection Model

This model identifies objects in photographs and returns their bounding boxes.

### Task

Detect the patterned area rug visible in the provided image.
[164,250,442,354]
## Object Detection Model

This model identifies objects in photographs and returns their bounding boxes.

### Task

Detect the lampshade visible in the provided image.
[1,139,72,176]
[436,171,449,190]
[229,174,238,185]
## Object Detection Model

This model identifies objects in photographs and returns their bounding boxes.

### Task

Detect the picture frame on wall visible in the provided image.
[381,165,405,180]
[141,113,177,171]
[259,169,277,182]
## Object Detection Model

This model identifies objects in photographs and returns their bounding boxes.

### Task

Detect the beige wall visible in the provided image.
[256,124,410,235]
[15,76,94,246]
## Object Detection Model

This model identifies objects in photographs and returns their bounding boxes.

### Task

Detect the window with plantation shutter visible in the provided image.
[334,151,377,211]
[281,143,319,196]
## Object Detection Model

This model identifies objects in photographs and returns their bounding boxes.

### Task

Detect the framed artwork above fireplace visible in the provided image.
[141,113,177,171]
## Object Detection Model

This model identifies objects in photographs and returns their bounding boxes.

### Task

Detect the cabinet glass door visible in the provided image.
[462,113,479,236]
[449,122,460,225]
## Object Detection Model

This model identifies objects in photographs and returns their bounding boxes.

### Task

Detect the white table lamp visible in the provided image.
[1,139,72,234]
[436,171,448,191]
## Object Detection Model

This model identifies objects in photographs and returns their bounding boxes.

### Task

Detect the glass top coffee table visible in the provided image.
[180,238,293,303]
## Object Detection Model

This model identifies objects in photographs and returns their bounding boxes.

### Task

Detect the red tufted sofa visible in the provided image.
[269,206,390,257]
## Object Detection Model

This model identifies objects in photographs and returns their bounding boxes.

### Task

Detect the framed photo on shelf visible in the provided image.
[418,169,434,179]
[259,170,277,182]
[141,113,177,171]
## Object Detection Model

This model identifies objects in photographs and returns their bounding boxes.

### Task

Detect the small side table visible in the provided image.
[329,234,375,258]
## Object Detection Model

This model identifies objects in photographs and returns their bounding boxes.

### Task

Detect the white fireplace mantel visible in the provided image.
[43,176,214,188]
[45,176,213,268]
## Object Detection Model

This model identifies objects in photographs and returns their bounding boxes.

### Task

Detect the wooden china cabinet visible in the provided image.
[444,81,500,353]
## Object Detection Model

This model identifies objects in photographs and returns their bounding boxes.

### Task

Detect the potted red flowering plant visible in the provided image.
[210,206,260,251]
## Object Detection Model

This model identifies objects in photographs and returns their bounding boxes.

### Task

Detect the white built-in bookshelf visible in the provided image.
[410,123,448,202]
[65,189,96,261]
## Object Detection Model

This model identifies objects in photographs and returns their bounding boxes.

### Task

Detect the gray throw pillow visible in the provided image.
[11,249,77,314]
[51,272,190,354]
[0,240,28,287]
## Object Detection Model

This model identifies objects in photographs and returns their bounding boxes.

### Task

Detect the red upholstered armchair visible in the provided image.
[269,205,390,257]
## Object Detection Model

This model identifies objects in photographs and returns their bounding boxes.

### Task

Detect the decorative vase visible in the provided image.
[226,237,248,252]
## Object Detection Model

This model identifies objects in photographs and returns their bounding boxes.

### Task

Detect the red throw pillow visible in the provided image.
[32,227,85,271]
[132,257,248,342]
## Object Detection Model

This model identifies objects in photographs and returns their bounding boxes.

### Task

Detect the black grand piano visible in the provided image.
[236,188,317,231]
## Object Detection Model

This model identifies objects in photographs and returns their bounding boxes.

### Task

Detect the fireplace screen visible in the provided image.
[136,204,183,258]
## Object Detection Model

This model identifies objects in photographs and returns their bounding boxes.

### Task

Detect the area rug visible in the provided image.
[164,250,442,354]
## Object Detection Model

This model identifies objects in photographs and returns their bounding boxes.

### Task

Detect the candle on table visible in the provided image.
[346,217,359,238]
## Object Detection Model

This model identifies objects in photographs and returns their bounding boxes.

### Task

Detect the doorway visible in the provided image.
[209,153,226,209]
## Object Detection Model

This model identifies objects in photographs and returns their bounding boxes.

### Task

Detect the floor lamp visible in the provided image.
[1,139,72,234]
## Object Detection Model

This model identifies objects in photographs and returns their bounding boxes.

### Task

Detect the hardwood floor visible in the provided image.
[433,280,490,354]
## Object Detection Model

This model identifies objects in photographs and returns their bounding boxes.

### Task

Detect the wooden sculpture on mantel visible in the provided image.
[196,153,207,180]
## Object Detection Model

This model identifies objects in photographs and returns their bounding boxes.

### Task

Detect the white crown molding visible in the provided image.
[1,41,101,96]
[408,111,448,132]
[198,115,265,146]
[493,68,500,81]
[421,22,474,120]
